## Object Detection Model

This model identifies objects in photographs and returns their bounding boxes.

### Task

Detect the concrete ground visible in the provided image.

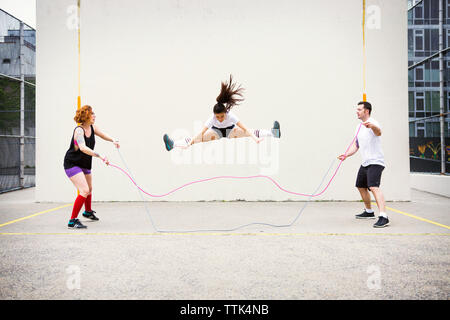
[0,188,449,300]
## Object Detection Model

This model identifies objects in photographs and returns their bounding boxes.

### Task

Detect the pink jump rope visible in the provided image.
[105,123,361,199]
[96,124,363,233]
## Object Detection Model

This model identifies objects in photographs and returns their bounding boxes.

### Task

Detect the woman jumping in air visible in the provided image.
[63,105,120,229]
[163,75,280,151]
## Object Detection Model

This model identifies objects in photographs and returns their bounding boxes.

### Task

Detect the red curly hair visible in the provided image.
[74,105,93,124]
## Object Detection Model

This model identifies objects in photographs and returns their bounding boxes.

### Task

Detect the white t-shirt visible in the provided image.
[355,117,385,167]
[204,111,239,129]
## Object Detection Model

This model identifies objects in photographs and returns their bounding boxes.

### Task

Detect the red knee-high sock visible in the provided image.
[71,195,86,220]
[85,194,92,212]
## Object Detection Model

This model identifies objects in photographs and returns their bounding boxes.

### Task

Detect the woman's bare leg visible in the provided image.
[84,173,93,195]
[229,127,276,139]
[69,172,90,197]
[228,127,251,139]
[199,129,221,143]
[68,172,90,224]
[177,129,221,148]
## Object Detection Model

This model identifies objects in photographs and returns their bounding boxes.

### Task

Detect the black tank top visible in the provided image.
[63,125,96,170]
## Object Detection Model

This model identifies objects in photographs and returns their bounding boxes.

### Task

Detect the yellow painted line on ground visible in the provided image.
[0,232,448,237]
[0,204,72,228]
[383,204,450,230]
[1,201,449,234]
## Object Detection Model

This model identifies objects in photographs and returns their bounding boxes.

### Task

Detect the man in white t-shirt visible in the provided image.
[338,101,389,228]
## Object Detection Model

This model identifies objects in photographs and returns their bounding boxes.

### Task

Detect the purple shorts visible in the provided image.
[65,166,91,178]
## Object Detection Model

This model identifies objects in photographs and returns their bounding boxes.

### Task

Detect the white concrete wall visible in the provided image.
[410,173,450,198]
[36,0,411,202]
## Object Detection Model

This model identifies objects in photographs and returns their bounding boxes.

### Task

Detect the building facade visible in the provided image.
[408,0,450,172]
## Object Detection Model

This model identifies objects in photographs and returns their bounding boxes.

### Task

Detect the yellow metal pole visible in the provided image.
[76,0,81,197]
[77,0,81,110]
[362,0,367,102]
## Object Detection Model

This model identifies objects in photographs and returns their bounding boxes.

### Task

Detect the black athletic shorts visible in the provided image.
[211,125,235,138]
[355,164,384,189]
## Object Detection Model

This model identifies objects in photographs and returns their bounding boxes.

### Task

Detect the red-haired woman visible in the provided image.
[163,75,280,151]
[63,105,120,229]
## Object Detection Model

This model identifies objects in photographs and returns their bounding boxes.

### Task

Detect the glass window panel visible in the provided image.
[425,91,432,112]
[426,122,440,137]
[408,30,414,52]
[409,123,415,137]
[447,29,450,48]
[416,67,424,80]
[415,35,424,51]
[448,91,450,112]
[415,6,423,19]
[426,123,432,137]
[430,29,439,51]
[430,69,440,81]
[408,69,414,85]
[416,98,425,110]
[430,0,439,19]
[431,91,440,112]
[409,92,415,111]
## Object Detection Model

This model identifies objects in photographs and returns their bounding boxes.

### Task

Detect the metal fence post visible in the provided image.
[439,0,445,174]
[19,21,25,187]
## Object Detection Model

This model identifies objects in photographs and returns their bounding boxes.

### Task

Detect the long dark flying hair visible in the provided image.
[214,75,244,114]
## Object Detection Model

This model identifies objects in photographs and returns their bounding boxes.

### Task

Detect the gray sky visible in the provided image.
[0,0,36,28]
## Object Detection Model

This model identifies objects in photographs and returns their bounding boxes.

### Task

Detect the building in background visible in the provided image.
[0,8,35,192]
[407,0,450,172]
[0,28,35,78]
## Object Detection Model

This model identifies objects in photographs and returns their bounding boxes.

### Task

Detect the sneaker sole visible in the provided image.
[82,216,99,221]
[355,216,376,219]
[373,222,389,228]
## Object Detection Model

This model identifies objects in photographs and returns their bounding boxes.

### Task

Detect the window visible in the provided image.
[415,65,424,81]
[448,0,450,23]
[426,122,440,138]
[415,29,424,51]
[427,61,440,85]
[417,122,425,137]
[409,122,415,137]
[447,91,450,113]
[416,92,425,111]
[415,1,424,19]
[408,69,415,86]
[430,29,439,51]
[409,91,415,117]
[447,29,450,49]
[430,0,439,20]
[431,91,440,113]
[2,58,11,64]
[408,29,414,53]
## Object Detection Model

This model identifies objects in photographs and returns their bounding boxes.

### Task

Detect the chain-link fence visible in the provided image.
[0,9,35,192]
